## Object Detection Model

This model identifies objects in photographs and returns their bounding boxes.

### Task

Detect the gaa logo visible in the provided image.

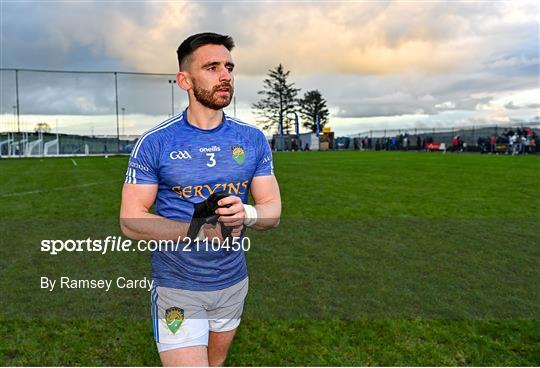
[169,150,192,160]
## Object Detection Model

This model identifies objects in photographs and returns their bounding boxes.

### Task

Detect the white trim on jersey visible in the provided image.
[226,116,264,133]
[126,168,138,184]
[131,114,183,159]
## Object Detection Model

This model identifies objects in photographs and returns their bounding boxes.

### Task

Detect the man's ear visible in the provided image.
[176,71,191,91]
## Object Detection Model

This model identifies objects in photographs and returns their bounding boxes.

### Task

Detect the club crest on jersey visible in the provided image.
[232,145,245,165]
[165,307,184,334]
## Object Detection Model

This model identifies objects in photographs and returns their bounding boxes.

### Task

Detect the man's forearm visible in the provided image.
[120,212,190,241]
[251,200,281,230]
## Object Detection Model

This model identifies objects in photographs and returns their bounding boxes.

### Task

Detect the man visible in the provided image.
[120,32,281,366]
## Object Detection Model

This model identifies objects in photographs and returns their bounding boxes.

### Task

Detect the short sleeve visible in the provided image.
[254,131,274,177]
[125,137,160,184]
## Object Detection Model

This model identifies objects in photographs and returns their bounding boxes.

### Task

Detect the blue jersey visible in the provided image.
[125,108,274,291]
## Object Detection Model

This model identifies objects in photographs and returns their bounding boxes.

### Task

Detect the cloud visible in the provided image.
[4,1,537,76]
[1,1,539,135]
[504,101,540,110]
[435,101,456,110]
[488,56,540,69]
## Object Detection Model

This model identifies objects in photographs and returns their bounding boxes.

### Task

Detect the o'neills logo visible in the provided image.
[128,161,150,172]
[172,181,249,199]
[199,146,221,153]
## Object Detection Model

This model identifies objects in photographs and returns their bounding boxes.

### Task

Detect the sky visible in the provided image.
[1,1,539,136]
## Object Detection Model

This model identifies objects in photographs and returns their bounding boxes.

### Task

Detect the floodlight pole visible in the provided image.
[56,119,59,156]
[12,105,16,132]
[169,80,176,116]
[114,72,120,152]
[15,69,20,133]
[121,107,125,136]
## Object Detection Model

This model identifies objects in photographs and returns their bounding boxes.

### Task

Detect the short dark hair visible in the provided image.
[177,32,235,70]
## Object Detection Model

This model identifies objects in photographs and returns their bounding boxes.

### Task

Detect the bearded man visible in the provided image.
[120,33,281,366]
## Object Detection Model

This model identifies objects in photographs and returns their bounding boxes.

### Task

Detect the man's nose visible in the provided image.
[219,66,232,82]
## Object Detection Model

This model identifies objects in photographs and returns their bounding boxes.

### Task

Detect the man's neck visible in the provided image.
[186,104,223,130]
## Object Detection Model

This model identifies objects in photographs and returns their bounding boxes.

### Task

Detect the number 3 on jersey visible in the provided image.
[206,153,216,167]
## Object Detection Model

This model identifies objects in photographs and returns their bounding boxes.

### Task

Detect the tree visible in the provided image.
[299,90,330,133]
[252,64,300,134]
[34,122,51,133]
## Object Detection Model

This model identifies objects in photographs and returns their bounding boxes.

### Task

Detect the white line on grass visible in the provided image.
[0,180,120,198]
[71,158,78,166]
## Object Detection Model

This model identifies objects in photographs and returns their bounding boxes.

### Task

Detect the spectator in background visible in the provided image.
[507,129,515,138]
[490,134,497,153]
[291,139,298,151]
[477,137,487,154]
[511,133,518,155]
[453,135,459,151]
[521,135,527,154]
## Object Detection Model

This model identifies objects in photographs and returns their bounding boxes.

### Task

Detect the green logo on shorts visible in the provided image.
[165,307,184,334]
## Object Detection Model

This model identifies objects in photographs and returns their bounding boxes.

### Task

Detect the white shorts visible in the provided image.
[151,277,249,352]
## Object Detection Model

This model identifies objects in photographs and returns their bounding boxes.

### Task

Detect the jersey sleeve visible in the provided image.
[125,136,160,184]
[253,131,274,177]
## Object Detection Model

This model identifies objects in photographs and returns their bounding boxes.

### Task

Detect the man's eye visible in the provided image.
[227,67,234,72]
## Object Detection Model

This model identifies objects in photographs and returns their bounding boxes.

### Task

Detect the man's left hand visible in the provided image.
[215,196,246,228]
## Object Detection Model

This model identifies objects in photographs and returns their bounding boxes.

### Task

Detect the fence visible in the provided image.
[337,124,540,151]
[0,68,183,141]
[0,132,137,157]
[2,68,539,156]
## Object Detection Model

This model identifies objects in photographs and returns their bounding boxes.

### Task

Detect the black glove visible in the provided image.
[187,191,232,240]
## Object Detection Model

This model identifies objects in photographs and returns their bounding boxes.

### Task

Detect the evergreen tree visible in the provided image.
[252,64,300,134]
[299,90,330,133]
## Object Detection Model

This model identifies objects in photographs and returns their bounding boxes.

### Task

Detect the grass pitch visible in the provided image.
[0,151,539,365]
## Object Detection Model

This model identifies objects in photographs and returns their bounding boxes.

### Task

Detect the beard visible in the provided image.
[192,81,234,110]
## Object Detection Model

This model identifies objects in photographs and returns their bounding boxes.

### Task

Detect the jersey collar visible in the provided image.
[182,108,227,134]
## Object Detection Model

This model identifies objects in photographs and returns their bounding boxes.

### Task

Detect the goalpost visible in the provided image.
[44,137,59,156]
[26,132,43,156]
